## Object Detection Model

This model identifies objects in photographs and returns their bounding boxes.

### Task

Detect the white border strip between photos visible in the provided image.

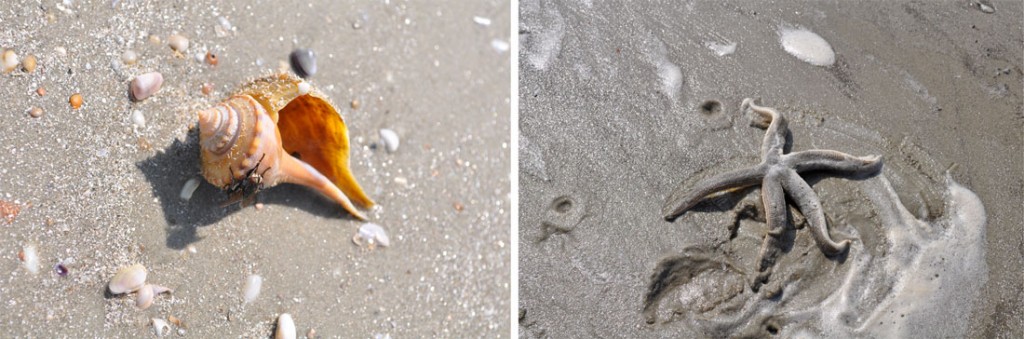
[510,0,520,337]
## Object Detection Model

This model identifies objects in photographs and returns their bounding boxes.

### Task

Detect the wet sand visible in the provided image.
[1,0,509,336]
[519,1,1021,337]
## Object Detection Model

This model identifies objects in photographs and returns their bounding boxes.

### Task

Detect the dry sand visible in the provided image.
[1,0,509,336]
[519,0,1021,337]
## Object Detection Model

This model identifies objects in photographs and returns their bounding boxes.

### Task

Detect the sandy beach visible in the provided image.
[519,1,1021,337]
[1,0,509,336]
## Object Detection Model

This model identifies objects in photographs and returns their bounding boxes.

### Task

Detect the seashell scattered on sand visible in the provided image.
[108,263,147,294]
[275,313,296,339]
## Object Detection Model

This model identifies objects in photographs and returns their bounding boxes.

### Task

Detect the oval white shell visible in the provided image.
[275,313,296,339]
[109,263,147,294]
[131,72,164,102]
[243,274,262,304]
[379,128,399,153]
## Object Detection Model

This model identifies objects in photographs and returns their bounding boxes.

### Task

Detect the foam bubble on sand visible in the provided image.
[810,175,988,338]
[778,27,835,66]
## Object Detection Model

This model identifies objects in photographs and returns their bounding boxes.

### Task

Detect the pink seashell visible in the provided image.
[108,263,147,294]
[130,72,164,102]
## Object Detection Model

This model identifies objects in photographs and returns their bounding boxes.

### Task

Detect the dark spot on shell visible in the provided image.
[289,48,317,78]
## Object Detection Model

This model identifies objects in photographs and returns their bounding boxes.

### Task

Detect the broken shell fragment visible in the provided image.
[196,73,374,220]
[130,72,164,102]
[275,313,296,339]
[152,318,170,337]
[108,263,147,294]
[353,222,390,248]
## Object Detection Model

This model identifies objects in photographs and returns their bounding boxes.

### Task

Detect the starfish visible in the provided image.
[662,98,882,289]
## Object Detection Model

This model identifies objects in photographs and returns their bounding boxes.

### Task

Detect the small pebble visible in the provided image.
[201,82,214,95]
[215,16,233,37]
[2,49,18,73]
[69,93,83,109]
[254,203,265,211]
[121,50,137,65]
[22,54,37,73]
[130,72,164,102]
[168,34,189,53]
[168,315,183,327]
[289,48,317,78]
[54,263,68,277]
[148,35,161,45]
[179,178,200,201]
[28,107,43,118]
[453,202,464,212]
[36,86,46,96]
[243,274,262,303]
[54,46,67,56]
[379,128,399,153]
[351,99,360,109]
[205,51,218,66]
[131,110,146,129]
[296,81,310,95]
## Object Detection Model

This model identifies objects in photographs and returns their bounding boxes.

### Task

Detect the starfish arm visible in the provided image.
[779,169,851,255]
[783,149,882,174]
[752,170,788,290]
[662,164,767,221]
[741,98,788,158]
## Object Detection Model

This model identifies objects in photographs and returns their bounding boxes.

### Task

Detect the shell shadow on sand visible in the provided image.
[135,128,358,250]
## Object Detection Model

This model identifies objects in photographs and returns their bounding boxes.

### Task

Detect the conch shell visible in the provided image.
[197,73,373,220]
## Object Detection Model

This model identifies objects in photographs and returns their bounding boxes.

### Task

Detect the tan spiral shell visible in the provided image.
[196,73,372,220]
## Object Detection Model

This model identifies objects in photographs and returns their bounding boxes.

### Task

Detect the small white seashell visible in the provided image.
[491,39,510,53]
[168,34,189,52]
[275,313,296,339]
[22,244,39,274]
[472,16,491,26]
[2,49,18,73]
[108,263,147,294]
[121,50,138,65]
[131,110,146,129]
[54,46,67,56]
[355,223,390,248]
[297,81,310,95]
[130,72,164,102]
[152,318,170,337]
[379,128,399,153]
[179,178,200,201]
[243,274,262,304]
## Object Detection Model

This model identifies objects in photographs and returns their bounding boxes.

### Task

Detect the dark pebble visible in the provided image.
[289,48,317,78]
[55,263,68,277]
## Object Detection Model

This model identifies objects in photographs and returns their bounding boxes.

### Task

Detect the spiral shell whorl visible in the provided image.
[198,95,280,188]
